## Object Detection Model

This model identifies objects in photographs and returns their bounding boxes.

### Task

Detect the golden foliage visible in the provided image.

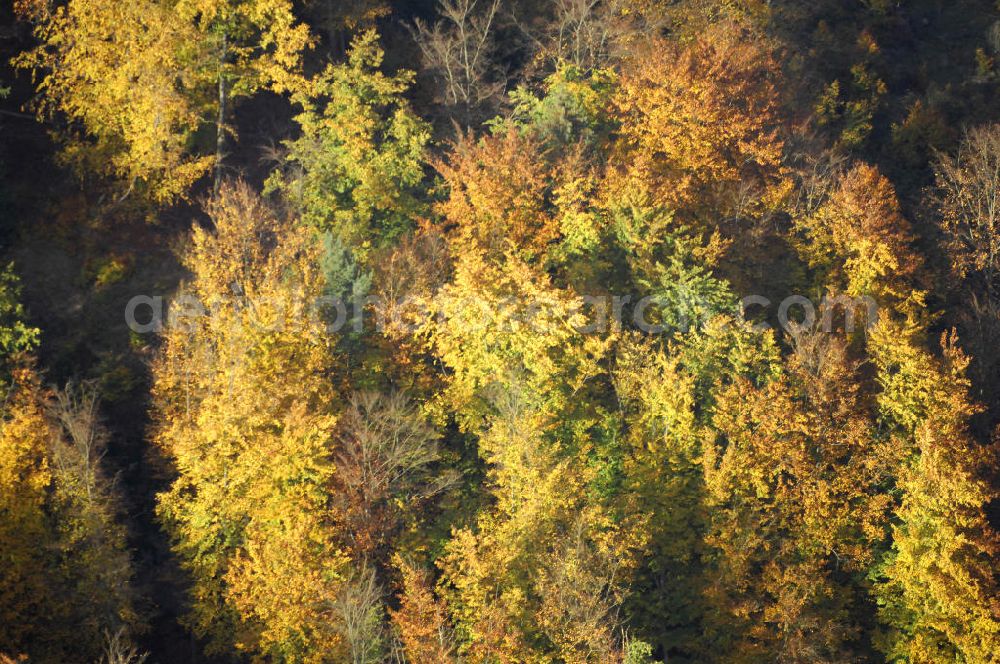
[428,180,640,661]
[701,331,896,661]
[610,21,790,228]
[0,367,56,651]
[153,182,348,660]
[390,556,456,663]
[868,321,1000,663]
[434,131,560,264]
[0,367,141,660]
[17,0,312,203]
[796,162,920,301]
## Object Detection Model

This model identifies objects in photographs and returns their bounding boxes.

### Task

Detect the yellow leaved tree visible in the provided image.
[16,0,312,203]
[868,320,1000,663]
[0,269,141,662]
[793,162,921,304]
[152,182,348,661]
[0,367,59,656]
[425,132,644,663]
[701,329,900,662]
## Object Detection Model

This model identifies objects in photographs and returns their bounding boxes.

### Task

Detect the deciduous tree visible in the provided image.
[153,182,348,661]
[609,21,789,231]
[868,321,1000,663]
[702,330,893,662]
[267,30,431,250]
[794,162,920,303]
[17,0,313,203]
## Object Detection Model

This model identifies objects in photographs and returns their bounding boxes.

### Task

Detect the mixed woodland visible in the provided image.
[1,0,1000,662]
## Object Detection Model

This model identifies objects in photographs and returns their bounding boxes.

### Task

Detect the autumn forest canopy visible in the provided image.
[2,0,1000,662]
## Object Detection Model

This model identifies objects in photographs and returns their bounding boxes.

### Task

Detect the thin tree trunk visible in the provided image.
[214,34,228,197]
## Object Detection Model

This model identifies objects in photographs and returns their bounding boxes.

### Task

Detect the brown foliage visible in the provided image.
[389,557,456,663]
[434,130,559,263]
[610,21,789,228]
[333,391,455,560]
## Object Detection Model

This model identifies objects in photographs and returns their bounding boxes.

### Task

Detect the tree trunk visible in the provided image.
[214,34,228,197]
